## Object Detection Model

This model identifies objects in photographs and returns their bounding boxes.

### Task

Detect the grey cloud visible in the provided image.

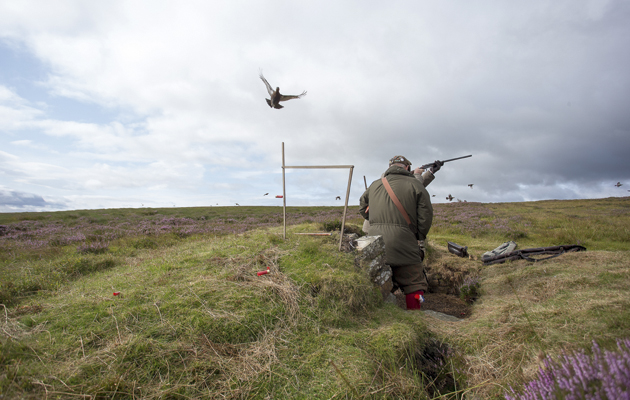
[0,188,66,211]
[0,1,629,210]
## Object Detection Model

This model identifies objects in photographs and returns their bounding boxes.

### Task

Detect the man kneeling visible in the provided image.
[359,155,433,310]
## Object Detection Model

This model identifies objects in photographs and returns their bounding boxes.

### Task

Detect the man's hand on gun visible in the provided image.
[414,160,444,175]
[429,160,444,173]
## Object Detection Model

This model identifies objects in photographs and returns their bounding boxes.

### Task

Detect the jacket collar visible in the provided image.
[384,165,413,177]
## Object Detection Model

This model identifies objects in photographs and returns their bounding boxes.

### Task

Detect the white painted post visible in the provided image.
[281,142,354,251]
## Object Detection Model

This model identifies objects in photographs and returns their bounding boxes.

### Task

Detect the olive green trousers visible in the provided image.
[391,259,427,295]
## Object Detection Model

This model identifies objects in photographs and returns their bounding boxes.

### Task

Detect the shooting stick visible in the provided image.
[282,142,354,251]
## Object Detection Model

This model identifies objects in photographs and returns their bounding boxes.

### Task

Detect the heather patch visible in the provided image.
[0,208,353,255]
[432,202,530,239]
[505,339,630,400]
[76,241,110,255]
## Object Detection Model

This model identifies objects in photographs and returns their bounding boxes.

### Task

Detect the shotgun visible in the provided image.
[420,155,472,170]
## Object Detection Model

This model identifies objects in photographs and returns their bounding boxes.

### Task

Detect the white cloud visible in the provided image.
[0,0,629,212]
[11,139,32,146]
[0,86,44,130]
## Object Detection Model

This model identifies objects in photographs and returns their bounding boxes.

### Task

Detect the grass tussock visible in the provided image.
[426,243,630,398]
[1,208,439,399]
[1,198,630,398]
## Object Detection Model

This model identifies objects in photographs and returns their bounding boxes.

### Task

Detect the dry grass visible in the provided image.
[170,246,309,398]
[3,199,630,399]
[1,238,299,398]
[2,226,434,399]
[426,248,630,398]
[425,241,481,292]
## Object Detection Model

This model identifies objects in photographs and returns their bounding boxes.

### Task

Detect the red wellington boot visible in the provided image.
[405,290,425,310]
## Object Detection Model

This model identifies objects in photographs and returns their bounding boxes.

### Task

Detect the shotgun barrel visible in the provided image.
[420,155,471,170]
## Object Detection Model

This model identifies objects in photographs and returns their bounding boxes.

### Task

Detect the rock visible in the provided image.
[355,236,394,301]
[383,292,397,304]
[356,236,386,259]
[346,233,359,241]
[340,233,359,252]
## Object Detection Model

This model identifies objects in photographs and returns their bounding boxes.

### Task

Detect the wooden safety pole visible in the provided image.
[282,142,286,240]
[281,142,354,251]
[339,166,354,251]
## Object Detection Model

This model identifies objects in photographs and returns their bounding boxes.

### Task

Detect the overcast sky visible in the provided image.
[1,0,629,213]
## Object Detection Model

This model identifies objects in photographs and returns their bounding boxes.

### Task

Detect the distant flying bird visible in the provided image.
[235,203,240,206]
[259,70,307,109]
[336,196,341,200]
[432,195,436,197]
[264,193,269,196]
[468,184,474,189]
[446,194,454,201]
[615,182,623,187]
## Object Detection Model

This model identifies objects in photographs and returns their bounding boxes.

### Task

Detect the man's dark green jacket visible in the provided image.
[359,165,433,266]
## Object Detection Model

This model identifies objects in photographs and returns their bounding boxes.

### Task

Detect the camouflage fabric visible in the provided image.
[482,241,517,261]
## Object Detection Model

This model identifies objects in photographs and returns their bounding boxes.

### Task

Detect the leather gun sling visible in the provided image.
[381,177,418,234]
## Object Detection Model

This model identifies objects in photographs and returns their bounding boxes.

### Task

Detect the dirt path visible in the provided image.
[394,292,472,319]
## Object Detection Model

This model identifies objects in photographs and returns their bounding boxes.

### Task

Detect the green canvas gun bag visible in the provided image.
[447,241,469,258]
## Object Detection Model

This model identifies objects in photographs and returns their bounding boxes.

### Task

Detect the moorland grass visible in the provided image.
[1,212,435,399]
[424,197,630,398]
[1,197,630,399]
